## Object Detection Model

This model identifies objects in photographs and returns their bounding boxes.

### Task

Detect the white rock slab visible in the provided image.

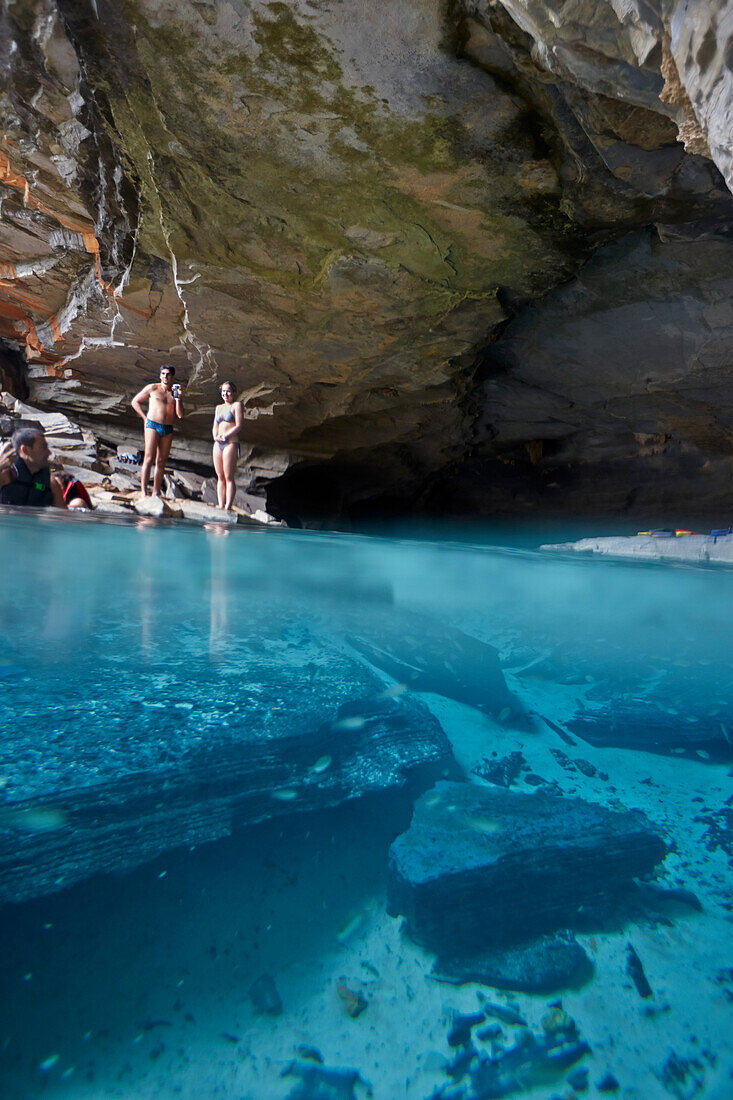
[541,534,733,565]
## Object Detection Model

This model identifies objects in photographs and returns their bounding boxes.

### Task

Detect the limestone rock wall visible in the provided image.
[1,0,732,521]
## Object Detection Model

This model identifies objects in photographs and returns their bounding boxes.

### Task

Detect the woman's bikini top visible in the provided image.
[215,406,235,423]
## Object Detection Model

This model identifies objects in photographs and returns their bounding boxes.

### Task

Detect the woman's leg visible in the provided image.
[213,444,226,508]
[223,443,238,509]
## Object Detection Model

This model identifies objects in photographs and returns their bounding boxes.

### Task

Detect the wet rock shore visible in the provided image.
[0,392,279,526]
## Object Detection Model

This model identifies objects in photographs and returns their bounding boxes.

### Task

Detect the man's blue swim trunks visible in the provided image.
[145,419,173,437]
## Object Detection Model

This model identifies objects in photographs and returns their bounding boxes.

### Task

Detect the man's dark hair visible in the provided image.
[161,364,175,376]
[12,427,42,452]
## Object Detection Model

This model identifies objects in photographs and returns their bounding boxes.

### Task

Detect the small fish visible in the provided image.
[271,788,298,801]
[220,1032,240,1044]
[61,1067,75,1080]
[308,755,332,775]
[423,791,442,808]
[374,683,407,700]
[337,911,366,944]
[465,814,501,834]
[333,716,366,731]
[0,806,68,833]
[39,1054,59,1072]
[498,707,511,722]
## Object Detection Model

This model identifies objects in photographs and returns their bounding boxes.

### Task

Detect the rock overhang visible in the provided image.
[0,0,732,522]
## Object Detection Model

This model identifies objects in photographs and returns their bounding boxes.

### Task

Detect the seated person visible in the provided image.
[0,428,66,507]
[58,471,94,510]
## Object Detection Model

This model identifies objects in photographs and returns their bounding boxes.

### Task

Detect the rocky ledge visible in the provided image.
[541,533,733,566]
[0,675,455,906]
[1,390,280,525]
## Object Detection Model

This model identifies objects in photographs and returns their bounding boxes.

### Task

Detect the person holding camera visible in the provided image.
[0,428,66,508]
[131,365,184,497]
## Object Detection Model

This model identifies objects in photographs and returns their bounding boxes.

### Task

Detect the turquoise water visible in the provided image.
[0,511,731,1099]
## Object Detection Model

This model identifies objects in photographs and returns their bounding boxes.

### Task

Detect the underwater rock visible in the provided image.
[0,671,454,904]
[472,752,525,788]
[433,933,593,994]
[430,1003,590,1098]
[249,973,283,1016]
[567,702,733,762]
[346,617,520,720]
[626,943,653,999]
[695,798,733,861]
[336,981,368,1019]
[280,1060,371,1100]
[476,1000,527,1028]
[567,1065,589,1091]
[387,782,667,957]
[657,1051,706,1100]
[448,1012,486,1048]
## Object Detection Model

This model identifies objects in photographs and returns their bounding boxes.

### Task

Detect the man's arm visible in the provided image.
[0,441,15,487]
[131,384,153,421]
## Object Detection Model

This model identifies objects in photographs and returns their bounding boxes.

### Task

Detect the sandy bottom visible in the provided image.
[1,682,732,1100]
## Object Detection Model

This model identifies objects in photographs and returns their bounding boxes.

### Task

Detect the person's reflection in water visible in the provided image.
[136,517,159,658]
[205,522,231,661]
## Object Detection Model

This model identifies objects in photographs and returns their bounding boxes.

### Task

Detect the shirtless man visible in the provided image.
[131,366,184,496]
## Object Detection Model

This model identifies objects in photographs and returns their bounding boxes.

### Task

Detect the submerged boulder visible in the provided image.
[346,618,521,721]
[567,701,733,762]
[387,781,667,958]
[433,932,593,994]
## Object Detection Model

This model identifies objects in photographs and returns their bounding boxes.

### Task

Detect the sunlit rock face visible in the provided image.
[1,0,732,521]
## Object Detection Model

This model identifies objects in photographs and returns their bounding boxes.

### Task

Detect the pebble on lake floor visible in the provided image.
[248,973,283,1016]
[337,980,368,1018]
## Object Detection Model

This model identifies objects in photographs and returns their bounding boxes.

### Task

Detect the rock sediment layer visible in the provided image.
[0,688,453,905]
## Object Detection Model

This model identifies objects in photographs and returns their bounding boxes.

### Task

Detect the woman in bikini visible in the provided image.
[212,381,243,510]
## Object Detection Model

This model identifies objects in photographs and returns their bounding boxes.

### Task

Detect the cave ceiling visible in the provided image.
[1,0,732,522]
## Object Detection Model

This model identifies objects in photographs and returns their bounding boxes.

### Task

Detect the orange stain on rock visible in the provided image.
[0,148,155,358]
